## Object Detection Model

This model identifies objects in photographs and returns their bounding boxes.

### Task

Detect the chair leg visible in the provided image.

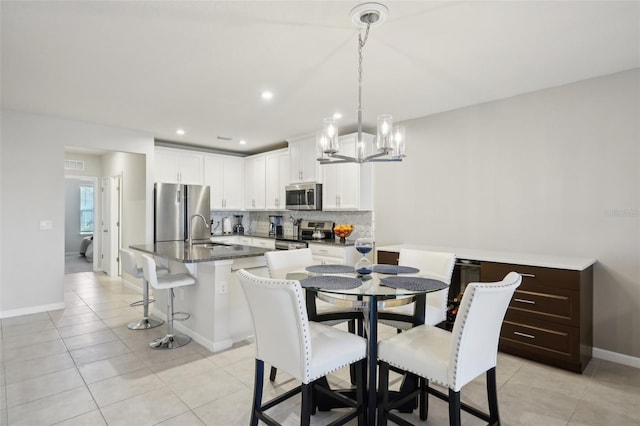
[487,367,500,425]
[448,389,461,426]
[251,359,264,426]
[301,383,312,426]
[377,361,390,426]
[419,378,428,421]
[269,366,277,381]
[128,278,163,330]
[356,359,365,426]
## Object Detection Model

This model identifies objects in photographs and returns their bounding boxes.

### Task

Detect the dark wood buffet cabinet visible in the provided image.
[377,250,594,373]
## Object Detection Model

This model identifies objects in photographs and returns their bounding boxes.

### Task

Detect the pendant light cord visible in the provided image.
[357,23,371,141]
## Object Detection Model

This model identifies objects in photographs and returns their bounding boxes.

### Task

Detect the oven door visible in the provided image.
[275,239,309,250]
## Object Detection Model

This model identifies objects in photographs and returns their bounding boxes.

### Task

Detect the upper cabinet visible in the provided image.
[321,133,373,211]
[155,147,204,185]
[265,149,289,210]
[204,154,244,210]
[244,154,266,210]
[288,134,319,183]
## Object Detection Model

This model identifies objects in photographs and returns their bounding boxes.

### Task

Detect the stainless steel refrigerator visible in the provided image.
[154,183,211,243]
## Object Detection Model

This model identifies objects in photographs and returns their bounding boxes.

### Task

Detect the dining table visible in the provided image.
[298,264,448,424]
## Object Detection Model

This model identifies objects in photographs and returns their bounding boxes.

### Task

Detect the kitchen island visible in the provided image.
[130,241,270,352]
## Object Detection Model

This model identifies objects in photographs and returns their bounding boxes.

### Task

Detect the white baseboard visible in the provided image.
[594,347,640,369]
[0,302,66,319]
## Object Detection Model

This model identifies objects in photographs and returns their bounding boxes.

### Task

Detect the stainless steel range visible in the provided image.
[299,220,335,240]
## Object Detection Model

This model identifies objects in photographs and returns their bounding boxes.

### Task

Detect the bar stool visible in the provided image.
[120,249,167,330]
[140,254,196,350]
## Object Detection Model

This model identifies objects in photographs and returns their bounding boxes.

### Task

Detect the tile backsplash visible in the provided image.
[210,210,374,241]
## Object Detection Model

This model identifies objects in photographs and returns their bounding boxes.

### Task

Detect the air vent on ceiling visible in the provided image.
[64,160,85,170]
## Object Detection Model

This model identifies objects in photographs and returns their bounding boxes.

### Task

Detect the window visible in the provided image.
[80,184,94,233]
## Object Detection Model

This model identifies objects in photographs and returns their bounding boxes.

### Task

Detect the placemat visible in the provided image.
[380,276,447,292]
[372,264,420,275]
[300,275,362,290]
[305,264,355,274]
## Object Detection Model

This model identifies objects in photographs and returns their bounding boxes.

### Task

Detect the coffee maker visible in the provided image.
[233,215,244,234]
[269,215,284,237]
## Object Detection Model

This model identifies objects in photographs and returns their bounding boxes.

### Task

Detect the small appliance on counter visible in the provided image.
[299,219,335,240]
[222,217,233,235]
[269,215,284,237]
[233,215,244,234]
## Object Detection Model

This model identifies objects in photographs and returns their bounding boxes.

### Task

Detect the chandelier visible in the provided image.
[317,2,405,165]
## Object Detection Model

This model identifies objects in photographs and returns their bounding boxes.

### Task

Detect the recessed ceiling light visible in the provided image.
[176,129,185,135]
[239,139,247,145]
[333,112,343,119]
[261,91,273,100]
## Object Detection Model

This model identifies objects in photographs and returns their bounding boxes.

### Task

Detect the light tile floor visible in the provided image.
[1,272,639,425]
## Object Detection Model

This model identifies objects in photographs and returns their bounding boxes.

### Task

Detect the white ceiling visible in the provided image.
[2,1,639,154]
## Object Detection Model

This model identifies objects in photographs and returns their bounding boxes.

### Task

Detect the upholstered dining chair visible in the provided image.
[264,248,360,381]
[377,271,522,426]
[237,269,367,426]
[378,249,456,330]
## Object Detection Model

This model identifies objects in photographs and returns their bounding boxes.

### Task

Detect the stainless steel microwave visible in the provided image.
[285,183,322,211]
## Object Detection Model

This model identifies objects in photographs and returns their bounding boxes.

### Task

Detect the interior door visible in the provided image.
[101,177,111,274]
[112,175,122,276]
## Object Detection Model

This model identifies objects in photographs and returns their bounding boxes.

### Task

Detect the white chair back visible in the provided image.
[140,254,160,290]
[237,269,311,383]
[399,248,456,325]
[120,248,143,278]
[449,271,521,390]
[399,248,456,283]
[265,248,314,280]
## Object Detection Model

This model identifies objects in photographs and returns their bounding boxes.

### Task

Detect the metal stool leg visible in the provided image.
[150,288,191,350]
[128,278,164,330]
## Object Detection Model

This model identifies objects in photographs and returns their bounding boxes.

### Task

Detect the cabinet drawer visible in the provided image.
[509,285,579,326]
[309,244,345,259]
[313,255,345,265]
[481,262,580,291]
[500,312,579,365]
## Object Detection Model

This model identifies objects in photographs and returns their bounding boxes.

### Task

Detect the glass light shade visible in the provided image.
[356,137,366,161]
[391,125,406,158]
[321,118,339,154]
[376,114,393,151]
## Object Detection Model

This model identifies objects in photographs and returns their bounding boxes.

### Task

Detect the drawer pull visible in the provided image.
[514,331,535,339]
[520,273,536,278]
[514,298,536,305]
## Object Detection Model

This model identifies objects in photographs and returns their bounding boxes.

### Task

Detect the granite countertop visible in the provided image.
[130,241,269,263]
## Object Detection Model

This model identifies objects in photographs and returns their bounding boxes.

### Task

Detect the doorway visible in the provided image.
[64,176,97,274]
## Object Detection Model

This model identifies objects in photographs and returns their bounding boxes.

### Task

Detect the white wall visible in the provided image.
[374,69,640,358]
[0,110,154,317]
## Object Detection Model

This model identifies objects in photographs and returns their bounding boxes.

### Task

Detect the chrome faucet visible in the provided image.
[187,214,210,248]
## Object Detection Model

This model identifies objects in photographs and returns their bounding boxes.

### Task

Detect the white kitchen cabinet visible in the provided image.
[244,154,266,210]
[212,235,275,250]
[288,134,319,183]
[321,133,373,211]
[265,149,289,210]
[308,243,359,266]
[155,147,204,185]
[204,154,244,210]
